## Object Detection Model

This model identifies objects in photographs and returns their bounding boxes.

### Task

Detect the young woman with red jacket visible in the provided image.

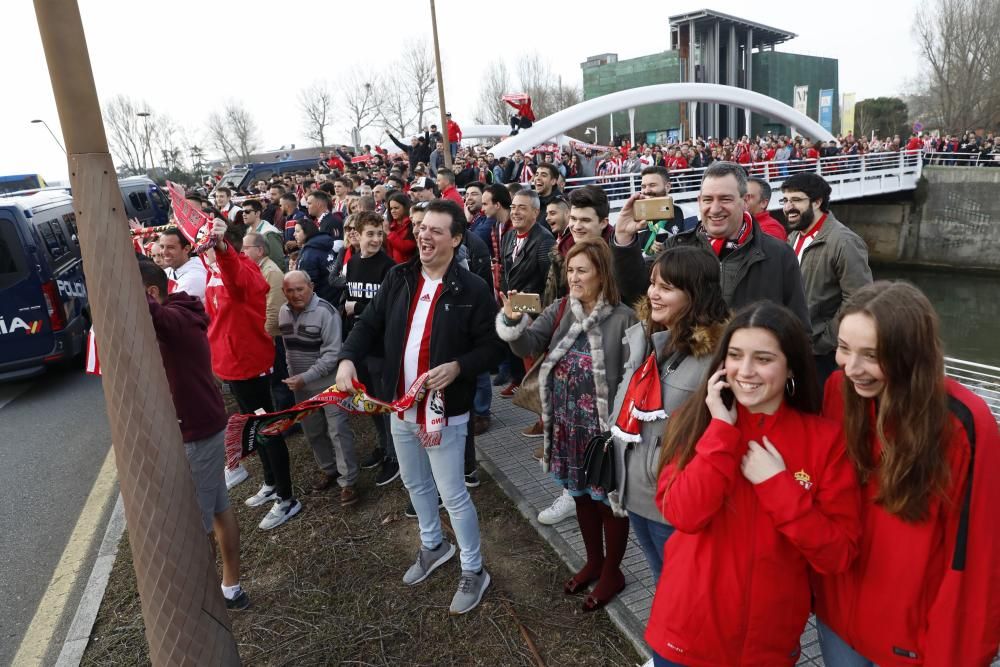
[815,281,1000,667]
[645,302,861,667]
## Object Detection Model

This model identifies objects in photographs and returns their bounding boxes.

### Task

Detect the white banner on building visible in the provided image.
[793,85,809,116]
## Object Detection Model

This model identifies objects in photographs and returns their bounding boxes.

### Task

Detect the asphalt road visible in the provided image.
[0,367,114,666]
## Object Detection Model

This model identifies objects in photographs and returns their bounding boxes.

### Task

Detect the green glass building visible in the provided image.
[580,10,839,143]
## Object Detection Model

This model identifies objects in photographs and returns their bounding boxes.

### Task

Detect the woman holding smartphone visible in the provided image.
[497,239,637,611]
[645,302,861,666]
[815,281,1000,666]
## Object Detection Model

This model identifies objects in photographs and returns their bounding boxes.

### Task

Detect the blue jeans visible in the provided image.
[473,372,492,417]
[652,652,686,666]
[628,511,675,584]
[817,618,876,667]
[391,418,482,572]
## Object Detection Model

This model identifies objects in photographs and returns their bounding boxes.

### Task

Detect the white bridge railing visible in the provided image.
[945,358,1000,421]
[556,149,924,212]
[922,151,1000,167]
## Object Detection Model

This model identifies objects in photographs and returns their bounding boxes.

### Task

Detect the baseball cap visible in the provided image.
[411,176,432,190]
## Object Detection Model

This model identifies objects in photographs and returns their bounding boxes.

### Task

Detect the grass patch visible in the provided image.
[81,412,641,666]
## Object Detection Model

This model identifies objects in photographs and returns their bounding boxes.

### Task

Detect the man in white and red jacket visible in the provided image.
[204,218,301,531]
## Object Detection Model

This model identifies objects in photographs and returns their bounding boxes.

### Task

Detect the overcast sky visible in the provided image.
[2,0,923,182]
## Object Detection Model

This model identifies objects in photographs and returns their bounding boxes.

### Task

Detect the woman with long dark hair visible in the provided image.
[815,281,1000,666]
[645,302,861,666]
[293,217,333,290]
[384,192,415,264]
[607,246,728,584]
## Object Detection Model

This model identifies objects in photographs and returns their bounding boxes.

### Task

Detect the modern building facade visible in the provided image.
[580,9,839,143]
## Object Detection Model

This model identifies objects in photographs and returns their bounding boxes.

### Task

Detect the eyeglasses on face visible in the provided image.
[778,197,811,205]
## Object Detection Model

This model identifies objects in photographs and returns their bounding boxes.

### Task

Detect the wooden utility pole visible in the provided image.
[429,0,453,170]
[31,1,240,664]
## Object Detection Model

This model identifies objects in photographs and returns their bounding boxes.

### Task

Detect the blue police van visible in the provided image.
[0,190,90,381]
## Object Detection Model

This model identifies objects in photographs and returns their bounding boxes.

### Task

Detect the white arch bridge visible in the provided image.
[464,84,921,211]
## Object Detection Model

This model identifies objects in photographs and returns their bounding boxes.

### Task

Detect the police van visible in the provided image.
[0,190,90,381]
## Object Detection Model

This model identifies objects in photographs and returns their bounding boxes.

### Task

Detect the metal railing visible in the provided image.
[554,149,924,209]
[945,357,1000,421]
[922,151,1000,167]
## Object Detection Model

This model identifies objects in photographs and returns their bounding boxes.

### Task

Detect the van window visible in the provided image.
[0,218,27,289]
[150,187,169,213]
[128,191,151,211]
[37,220,71,264]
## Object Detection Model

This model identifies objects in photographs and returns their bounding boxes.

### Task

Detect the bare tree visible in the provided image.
[913,0,1000,131]
[103,95,150,175]
[400,39,437,132]
[380,70,416,138]
[225,103,260,163]
[473,54,582,127]
[300,81,333,148]
[341,73,384,147]
[206,111,237,165]
[474,60,512,125]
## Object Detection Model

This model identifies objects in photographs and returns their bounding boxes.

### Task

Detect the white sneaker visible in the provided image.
[225,464,249,490]
[244,484,279,508]
[538,491,576,525]
[258,498,301,530]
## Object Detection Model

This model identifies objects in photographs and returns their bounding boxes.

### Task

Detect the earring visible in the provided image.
[785,376,796,397]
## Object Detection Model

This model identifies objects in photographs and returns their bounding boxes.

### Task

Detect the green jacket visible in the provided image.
[788,211,872,355]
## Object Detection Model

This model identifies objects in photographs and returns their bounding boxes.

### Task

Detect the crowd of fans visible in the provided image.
[133,126,1000,666]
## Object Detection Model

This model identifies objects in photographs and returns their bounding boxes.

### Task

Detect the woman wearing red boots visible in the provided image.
[497,240,637,611]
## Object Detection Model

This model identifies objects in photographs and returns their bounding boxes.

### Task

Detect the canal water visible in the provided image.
[873,266,1000,367]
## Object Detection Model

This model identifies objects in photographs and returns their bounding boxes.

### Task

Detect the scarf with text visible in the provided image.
[223,373,443,467]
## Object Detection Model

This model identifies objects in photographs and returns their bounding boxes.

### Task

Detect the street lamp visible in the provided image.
[136,110,155,174]
[584,126,599,144]
[30,119,66,154]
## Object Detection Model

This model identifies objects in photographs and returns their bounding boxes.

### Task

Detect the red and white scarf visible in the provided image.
[704,213,753,257]
[399,273,448,444]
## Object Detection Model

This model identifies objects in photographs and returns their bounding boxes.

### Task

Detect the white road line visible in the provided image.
[11,446,117,666]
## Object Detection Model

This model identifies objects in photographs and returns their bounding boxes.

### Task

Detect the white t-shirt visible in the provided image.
[167,257,207,303]
[400,272,467,426]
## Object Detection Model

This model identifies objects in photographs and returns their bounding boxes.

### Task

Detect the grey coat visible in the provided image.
[496,297,637,473]
[788,212,873,355]
[607,323,717,520]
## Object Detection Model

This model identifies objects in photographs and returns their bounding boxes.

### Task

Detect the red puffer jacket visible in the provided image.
[645,403,861,666]
[204,243,274,381]
[814,372,1000,667]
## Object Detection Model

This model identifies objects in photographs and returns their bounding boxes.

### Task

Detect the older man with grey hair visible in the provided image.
[279,270,360,505]
[497,189,555,397]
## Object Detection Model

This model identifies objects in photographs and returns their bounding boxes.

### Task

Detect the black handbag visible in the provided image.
[582,431,616,493]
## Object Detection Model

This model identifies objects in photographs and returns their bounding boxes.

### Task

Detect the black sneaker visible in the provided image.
[405,495,444,518]
[465,471,481,488]
[375,458,401,486]
[225,589,251,611]
[361,447,385,470]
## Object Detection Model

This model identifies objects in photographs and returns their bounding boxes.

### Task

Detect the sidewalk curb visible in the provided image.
[55,493,126,667]
[476,454,652,663]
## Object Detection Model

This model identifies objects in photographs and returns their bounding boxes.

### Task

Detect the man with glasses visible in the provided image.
[241,199,287,270]
[781,173,872,387]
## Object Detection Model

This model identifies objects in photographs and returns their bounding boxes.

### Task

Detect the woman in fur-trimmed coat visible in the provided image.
[607,246,729,586]
[497,240,637,612]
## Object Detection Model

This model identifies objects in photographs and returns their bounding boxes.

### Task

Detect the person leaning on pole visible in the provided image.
[138,260,249,610]
[335,198,505,615]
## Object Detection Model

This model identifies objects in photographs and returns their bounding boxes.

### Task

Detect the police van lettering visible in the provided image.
[0,316,43,335]
[57,280,87,298]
